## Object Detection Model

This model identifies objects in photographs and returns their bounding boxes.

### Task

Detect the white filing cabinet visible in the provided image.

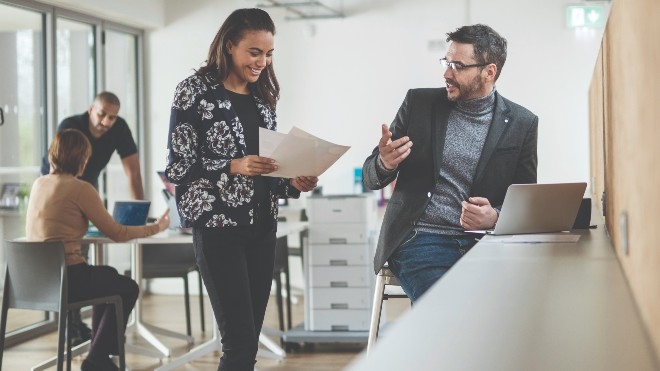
[304,194,377,331]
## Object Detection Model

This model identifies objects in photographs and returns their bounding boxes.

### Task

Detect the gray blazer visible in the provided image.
[363,88,538,274]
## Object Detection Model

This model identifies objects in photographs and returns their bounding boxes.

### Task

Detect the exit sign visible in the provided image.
[566,5,607,28]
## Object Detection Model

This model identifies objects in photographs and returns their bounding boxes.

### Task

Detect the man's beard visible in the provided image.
[446,75,485,102]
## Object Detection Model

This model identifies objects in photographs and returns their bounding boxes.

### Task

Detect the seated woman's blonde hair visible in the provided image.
[48,129,92,176]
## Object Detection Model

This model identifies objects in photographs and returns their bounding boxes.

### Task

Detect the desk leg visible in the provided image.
[141,322,194,343]
[126,242,196,359]
[90,242,104,265]
[126,242,171,358]
[258,331,286,360]
[155,319,283,370]
[83,242,167,360]
[154,324,221,371]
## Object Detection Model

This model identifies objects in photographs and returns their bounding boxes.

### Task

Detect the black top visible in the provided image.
[166,74,300,228]
[226,90,267,204]
[41,112,138,189]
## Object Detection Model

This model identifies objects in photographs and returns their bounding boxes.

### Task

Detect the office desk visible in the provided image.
[89,222,305,358]
[347,226,659,371]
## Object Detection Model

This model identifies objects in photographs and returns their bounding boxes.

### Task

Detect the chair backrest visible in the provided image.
[142,243,195,266]
[3,240,67,313]
[273,235,289,273]
[274,216,289,272]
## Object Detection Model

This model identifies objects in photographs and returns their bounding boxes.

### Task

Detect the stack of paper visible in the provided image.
[259,126,350,178]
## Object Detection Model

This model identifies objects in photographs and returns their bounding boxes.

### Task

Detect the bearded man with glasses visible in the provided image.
[363,24,538,303]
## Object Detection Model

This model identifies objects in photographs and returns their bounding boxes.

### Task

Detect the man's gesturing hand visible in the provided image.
[378,124,412,170]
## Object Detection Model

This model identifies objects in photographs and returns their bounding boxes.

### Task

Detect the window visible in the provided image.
[0,0,145,346]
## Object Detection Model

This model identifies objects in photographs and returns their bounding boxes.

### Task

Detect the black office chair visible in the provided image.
[0,240,126,371]
[273,231,292,332]
[127,243,205,337]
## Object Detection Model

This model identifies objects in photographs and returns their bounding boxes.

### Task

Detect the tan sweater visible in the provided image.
[26,174,160,266]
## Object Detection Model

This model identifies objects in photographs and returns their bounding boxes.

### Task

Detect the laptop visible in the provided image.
[161,189,182,230]
[157,171,175,197]
[158,171,191,233]
[112,200,151,226]
[86,200,151,236]
[474,182,587,235]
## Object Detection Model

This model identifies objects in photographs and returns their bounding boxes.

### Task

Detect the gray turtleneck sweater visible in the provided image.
[414,89,496,235]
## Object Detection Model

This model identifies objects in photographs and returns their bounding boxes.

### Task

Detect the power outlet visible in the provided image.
[619,211,629,255]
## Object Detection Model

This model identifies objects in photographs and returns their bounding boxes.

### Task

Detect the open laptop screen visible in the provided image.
[112,200,151,226]
[491,182,587,235]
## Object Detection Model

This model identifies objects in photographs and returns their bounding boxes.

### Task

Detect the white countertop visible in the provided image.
[347,226,659,371]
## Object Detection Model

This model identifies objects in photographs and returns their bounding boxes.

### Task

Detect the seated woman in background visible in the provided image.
[26,128,169,371]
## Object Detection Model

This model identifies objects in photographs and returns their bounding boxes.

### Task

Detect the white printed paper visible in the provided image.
[259,126,350,178]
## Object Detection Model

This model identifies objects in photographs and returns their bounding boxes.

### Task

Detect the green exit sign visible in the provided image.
[566,5,607,28]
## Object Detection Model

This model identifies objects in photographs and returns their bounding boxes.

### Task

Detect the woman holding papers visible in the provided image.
[26,129,170,371]
[165,8,317,371]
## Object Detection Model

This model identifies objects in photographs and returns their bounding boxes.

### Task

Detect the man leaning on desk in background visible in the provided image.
[363,24,538,303]
[41,91,145,199]
[39,91,146,343]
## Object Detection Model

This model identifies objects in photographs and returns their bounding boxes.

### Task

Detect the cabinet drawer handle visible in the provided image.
[329,238,347,244]
[331,303,349,309]
[330,281,348,288]
[329,259,347,266]
[331,325,349,332]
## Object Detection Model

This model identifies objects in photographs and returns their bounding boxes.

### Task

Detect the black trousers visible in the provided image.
[193,219,276,371]
[67,263,139,358]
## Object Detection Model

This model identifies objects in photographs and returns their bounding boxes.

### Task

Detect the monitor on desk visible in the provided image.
[0,183,21,209]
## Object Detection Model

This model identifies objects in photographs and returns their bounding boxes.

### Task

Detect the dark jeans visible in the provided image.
[388,230,478,303]
[67,263,139,358]
[193,218,276,371]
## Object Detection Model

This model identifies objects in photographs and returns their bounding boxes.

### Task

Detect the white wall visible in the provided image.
[27,0,607,209]
[20,0,607,295]
[19,0,606,222]
[145,0,606,212]
[36,0,165,28]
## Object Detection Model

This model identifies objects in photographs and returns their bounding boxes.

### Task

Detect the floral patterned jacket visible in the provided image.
[165,73,299,228]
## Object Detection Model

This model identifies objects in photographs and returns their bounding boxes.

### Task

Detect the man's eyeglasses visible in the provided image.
[440,58,489,71]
